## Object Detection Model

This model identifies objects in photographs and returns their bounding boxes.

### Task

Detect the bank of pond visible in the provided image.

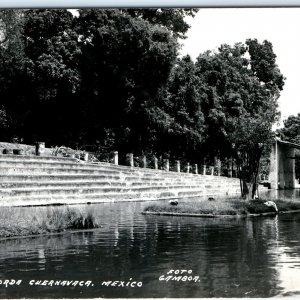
[142,198,300,217]
[1,198,300,239]
[0,206,99,239]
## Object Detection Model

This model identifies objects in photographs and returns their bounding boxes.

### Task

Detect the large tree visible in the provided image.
[75,9,191,152]
[151,55,205,160]
[0,8,196,149]
[195,40,285,198]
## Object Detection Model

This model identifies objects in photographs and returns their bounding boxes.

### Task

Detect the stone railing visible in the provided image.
[103,151,239,178]
[1,142,239,178]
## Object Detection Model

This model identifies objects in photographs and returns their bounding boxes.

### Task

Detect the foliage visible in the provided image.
[75,9,179,152]
[0,9,285,199]
[278,113,300,144]
[0,9,196,149]
[193,40,284,198]
[0,206,99,238]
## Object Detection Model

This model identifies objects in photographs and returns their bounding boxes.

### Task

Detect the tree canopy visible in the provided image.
[0,9,286,197]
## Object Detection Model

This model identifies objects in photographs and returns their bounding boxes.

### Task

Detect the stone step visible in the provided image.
[0,174,165,182]
[0,180,211,189]
[0,188,242,206]
[0,185,240,198]
[0,154,76,163]
[0,167,238,185]
[0,177,241,190]
[0,184,227,197]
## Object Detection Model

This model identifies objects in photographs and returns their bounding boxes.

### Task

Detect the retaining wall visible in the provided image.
[0,154,243,206]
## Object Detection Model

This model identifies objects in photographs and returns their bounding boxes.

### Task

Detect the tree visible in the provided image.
[75,9,180,152]
[0,10,26,141]
[195,40,285,198]
[124,8,198,39]
[0,8,198,150]
[278,114,300,144]
[153,55,205,160]
[0,9,82,144]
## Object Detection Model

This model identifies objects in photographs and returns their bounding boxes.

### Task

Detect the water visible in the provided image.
[1,196,300,298]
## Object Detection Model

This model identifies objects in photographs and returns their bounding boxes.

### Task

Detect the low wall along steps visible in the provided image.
[0,153,249,206]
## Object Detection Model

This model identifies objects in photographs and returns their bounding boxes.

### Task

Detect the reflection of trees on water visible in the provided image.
[0,202,300,298]
[138,215,284,297]
[275,214,300,257]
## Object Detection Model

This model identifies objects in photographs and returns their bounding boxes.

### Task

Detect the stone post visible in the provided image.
[187,162,190,173]
[142,155,147,168]
[84,152,89,161]
[211,166,214,176]
[127,153,134,167]
[176,160,181,172]
[228,158,232,178]
[217,160,221,176]
[113,151,118,165]
[232,159,236,178]
[203,164,207,175]
[194,164,198,174]
[154,156,158,170]
[35,142,45,156]
[163,159,169,171]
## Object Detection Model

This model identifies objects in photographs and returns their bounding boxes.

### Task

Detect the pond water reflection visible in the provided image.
[0,195,300,298]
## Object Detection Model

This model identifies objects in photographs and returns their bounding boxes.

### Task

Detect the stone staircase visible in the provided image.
[0,154,244,206]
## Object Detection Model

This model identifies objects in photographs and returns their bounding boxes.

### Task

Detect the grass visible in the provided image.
[143,198,300,216]
[0,206,100,238]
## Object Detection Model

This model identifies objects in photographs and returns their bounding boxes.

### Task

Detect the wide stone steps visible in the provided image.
[0,155,232,179]
[0,154,242,206]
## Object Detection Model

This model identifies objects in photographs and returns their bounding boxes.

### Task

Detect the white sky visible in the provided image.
[180,8,300,127]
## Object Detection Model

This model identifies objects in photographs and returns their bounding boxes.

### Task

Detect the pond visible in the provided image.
[1,193,300,298]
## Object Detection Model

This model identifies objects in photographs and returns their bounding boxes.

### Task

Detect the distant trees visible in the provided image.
[278,114,300,144]
[0,9,286,198]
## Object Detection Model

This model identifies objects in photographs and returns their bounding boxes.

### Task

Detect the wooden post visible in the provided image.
[203,164,207,175]
[187,162,190,173]
[217,160,221,176]
[211,166,214,176]
[142,155,147,168]
[113,151,118,165]
[176,160,180,172]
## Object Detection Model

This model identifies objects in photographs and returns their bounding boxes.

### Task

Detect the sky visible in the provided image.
[180,8,300,127]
